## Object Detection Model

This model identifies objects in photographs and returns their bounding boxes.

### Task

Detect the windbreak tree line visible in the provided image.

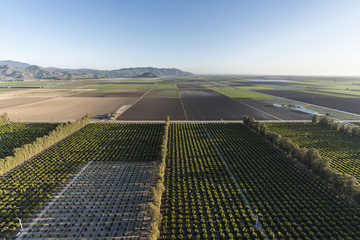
[243,115,360,204]
[0,122,59,159]
[147,116,170,240]
[0,115,89,176]
[314,115,360,137]
[0,113,9,126]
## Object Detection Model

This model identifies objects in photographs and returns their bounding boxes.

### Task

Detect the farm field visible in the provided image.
[160,123,360,239]
[117,98,186,120]
[267,122,360,181]
[0,97,51,109]
[160,123,265,239]
[5,77,360,121]
[73,89,147,98]
[204,123,360,239]
[257,89,360,115]
[0,122,59,159]
[0,121,360,239]
[20,160,156,239]
[85,83,176,89]
[117,88,186,120]
[0,123,163,239]
[233,98,312,120]
[178,88,278,121]
[0,97,138,121]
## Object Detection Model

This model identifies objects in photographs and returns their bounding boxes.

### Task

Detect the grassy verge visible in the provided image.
[86,84,176,89]
[147,116,170,240]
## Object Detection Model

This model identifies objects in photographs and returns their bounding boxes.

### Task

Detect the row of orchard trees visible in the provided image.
[243,115,360,204]
[0,113,9,126]
[147,116,169,240]
[0,114,89,176]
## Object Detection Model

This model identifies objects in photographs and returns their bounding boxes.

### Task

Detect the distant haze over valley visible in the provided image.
[0,60,193,80]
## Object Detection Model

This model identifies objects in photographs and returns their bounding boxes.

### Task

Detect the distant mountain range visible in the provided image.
[0,60,193,80]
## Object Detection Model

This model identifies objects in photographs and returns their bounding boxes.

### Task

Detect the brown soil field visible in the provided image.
[145,89,179,98]
[117,98,186,120]
[180,89,278,120]
[257,90,360,115]
[176,83,206,89]
[235,98,313,120]
[0,97,51,109]
[73,89,147,98]
[2,97,137,121]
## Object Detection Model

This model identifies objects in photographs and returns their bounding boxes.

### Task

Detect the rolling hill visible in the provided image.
[0,60,193,80]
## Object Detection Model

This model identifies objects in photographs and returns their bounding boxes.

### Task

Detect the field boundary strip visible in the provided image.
[175,84,188,120]
[16,133,116,239]
[202,124,270,240]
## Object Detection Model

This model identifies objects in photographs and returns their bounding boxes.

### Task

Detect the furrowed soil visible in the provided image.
[179,89,278,120]
[257,90,360,115]
[0,97,51,109]
[117,98,186,120]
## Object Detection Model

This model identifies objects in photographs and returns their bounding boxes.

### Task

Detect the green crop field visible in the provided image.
[86,83,176,89]
[207,87,272,98]
[267,122,360,181]
[299,90,357,98]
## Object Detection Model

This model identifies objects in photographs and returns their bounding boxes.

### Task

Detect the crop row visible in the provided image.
[0,122,59,159]
[267,122,360,181]
[160,123,265,240]
[0,123,163,239]
[206,123,360,239]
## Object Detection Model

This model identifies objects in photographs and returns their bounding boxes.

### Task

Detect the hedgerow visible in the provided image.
[0,115,89,176]
[147,116,170,240]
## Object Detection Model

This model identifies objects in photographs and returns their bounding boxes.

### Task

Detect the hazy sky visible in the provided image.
[1,0,360,75]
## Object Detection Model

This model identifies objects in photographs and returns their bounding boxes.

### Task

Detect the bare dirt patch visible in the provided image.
[2,97,138,121]
[0,97,51,109]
